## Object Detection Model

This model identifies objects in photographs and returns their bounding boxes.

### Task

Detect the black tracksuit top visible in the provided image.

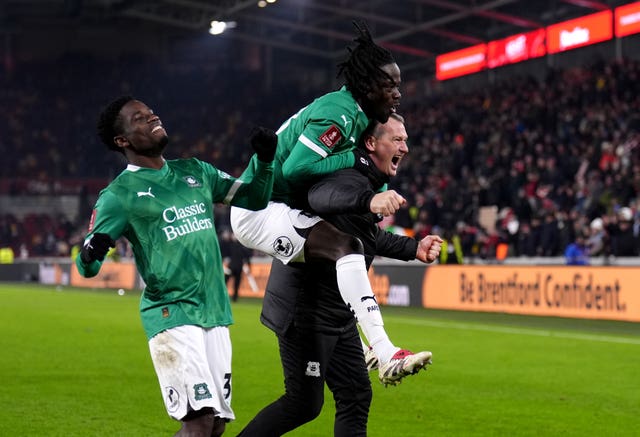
[260,160,419,335]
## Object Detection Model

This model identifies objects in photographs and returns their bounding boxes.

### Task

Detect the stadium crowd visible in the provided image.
[2,55,640,261]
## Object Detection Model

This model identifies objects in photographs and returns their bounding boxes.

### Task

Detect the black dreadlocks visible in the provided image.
[96,95,135,153]
[337,21,396,99]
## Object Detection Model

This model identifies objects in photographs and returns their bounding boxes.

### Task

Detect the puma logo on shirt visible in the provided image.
[137,187,155,198]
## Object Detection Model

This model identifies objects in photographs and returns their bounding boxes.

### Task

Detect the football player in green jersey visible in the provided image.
[75,96,276,437]
[230,22,432,384]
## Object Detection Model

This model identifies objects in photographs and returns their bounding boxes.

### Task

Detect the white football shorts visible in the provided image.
[230,202,323,264]
[148,325,234,421]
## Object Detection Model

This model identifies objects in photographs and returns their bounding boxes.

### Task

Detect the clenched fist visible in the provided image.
[250,126,278,163]
[80,233,116,263]
[416,234,444,263]
[369,190,406,216]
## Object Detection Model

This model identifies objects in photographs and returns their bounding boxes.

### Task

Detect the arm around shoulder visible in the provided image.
[307,169,374,215]
[229,127,277,210]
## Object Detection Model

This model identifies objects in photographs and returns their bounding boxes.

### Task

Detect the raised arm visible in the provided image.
[375,228,443,263]
[308,167,405,217]
[225,127,276,210]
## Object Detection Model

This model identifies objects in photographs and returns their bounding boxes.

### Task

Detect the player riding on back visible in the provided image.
[231,21,433,387]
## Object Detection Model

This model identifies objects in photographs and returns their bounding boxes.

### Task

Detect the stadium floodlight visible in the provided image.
[209,20,236,35]
[209,20,227,35]
[257,0,267,7]
[266,0,277,3]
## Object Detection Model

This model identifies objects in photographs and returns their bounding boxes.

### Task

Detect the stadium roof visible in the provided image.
[1,0,634,74]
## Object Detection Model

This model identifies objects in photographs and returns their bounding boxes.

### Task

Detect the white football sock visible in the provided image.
[335,254,398,364]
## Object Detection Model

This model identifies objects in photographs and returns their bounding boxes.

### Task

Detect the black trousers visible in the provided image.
[237,324,372,436]
[225,268,242,302]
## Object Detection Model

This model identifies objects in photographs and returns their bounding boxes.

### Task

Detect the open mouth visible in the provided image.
[151,125,164,133]
[392,156,401,165]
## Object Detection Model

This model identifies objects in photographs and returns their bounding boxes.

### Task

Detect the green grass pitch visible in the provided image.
[1,283,638,436]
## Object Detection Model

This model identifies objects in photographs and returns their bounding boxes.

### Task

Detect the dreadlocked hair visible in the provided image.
[337,21,395,99]
[96,95,135,154]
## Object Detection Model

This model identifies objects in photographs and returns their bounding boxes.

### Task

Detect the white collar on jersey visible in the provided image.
[126,159,166,172]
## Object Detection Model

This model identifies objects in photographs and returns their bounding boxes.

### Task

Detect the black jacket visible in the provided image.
[260,161,419,335]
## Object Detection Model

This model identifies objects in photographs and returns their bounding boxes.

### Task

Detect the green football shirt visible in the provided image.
[271,86,371,203]
[76,156,273,339]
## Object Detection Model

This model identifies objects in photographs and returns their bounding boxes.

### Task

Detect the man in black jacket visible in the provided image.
[237,113,443,437]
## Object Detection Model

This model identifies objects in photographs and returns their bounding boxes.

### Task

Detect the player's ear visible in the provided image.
[114,135,129,148]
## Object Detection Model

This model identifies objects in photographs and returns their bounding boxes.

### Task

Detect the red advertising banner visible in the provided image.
[615,1,640,37]
[436,44,486,80]
[487,29,546,68]
[547,10,613,53]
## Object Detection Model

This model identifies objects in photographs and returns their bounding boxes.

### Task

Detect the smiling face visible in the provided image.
[364,114,408,177]
[114,99,168,158]
[362,62,402,124]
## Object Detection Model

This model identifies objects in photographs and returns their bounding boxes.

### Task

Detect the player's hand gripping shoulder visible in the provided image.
[370,190,406,216]
[251,126,278,163]
[415,234,444,264]
[80,233,116,264]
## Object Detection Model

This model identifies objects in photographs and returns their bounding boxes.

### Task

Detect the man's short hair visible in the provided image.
[359,112,405,148]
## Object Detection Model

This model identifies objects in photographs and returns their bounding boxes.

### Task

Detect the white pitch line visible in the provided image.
[387,316,640,345]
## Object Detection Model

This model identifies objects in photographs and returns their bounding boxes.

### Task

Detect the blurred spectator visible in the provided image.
[565,232,589,265]
[0,247,14,263]
[539,211,560,256]
[608,207,639,256]
[586,217,609,257]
